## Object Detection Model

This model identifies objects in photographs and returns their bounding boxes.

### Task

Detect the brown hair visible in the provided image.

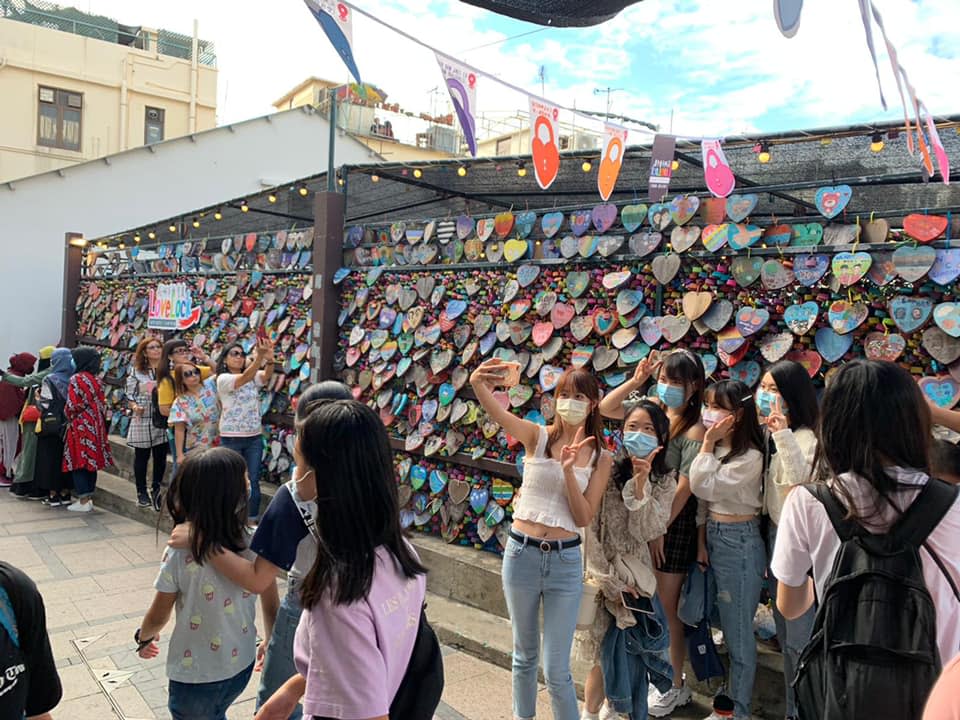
[547,367,604,464]
[133,336,163,373]
[173,362,201,397]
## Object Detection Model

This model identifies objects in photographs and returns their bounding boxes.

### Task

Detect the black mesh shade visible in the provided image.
[458,0,644,26]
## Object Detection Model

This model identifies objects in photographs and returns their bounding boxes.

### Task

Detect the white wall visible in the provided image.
[0,106,374,361]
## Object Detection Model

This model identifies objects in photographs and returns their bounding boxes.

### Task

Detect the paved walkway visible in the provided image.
[0,489,558,720]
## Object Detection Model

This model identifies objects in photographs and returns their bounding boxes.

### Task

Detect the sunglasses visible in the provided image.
[172,348,189,355]
[227,349,245,357]
[182,369,201,378]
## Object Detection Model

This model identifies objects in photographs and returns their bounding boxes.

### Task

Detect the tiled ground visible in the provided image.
[0,489,557,720]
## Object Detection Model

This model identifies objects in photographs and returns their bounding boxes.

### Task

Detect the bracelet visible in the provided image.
[134,627,155,651]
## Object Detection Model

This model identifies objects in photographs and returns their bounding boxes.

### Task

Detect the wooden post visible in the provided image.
[61,232,84,348]
[311,192,345,383]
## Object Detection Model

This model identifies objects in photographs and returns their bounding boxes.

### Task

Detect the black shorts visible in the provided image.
[659,494,699,574]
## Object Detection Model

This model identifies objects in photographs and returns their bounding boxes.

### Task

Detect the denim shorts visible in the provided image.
[168,662,254,720]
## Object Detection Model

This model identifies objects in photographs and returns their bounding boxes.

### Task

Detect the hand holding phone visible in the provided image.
[497,361,522,387]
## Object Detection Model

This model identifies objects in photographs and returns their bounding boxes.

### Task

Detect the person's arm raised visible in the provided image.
[598,354,662,420]
[469,358,539,453]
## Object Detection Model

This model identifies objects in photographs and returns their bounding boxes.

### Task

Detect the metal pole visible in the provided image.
[327,93,337,192]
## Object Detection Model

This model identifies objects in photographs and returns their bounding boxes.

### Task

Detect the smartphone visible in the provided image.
[496,361,521,387]
[621,591,655,616]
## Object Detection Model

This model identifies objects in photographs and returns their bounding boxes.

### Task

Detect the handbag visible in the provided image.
[20,405,41,424]
[388,604,444,720]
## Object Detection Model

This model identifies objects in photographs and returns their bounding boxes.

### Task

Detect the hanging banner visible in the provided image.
[648,134,676,202]
[924,109,950,184]
[529,97,561,190]
[598,122,627,201]
[702,138,736,198]
[304,0,362,84]
[148,283,201,331]
[436,53,478,157]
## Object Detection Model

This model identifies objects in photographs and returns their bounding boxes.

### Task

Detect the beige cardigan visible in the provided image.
[764,427,818,525]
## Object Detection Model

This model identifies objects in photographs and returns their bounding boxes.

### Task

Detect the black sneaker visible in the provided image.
[152,489,163,512]
[137,493,151,508]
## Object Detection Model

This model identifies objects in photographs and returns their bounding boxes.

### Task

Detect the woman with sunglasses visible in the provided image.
[156,340,212,470]
[126,337,168,509]
[169,362,220,465]
[216,338,274,523]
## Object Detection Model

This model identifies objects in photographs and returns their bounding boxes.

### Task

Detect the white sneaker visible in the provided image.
[67,501,93,513]
[600,702,625,720]
[648,684,692,718]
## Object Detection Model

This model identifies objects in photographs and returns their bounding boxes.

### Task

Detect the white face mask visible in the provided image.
[556,398,590,425]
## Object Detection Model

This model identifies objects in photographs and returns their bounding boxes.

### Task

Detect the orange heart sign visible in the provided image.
[903,213,947,244]
[598,123,628,201]
[529,98,561,189]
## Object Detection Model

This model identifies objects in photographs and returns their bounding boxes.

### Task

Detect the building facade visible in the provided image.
[0,1,217,183]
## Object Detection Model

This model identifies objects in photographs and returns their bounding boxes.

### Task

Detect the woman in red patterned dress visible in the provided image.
[63,347,114,512]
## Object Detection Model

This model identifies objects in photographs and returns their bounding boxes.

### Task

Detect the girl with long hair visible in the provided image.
[689,380,766,720]
[756,360,819,720]
[169,362,220,464]
[168,380,353,720]
[34,348,74,507]
[599,350,706,716]
[215,338,274,522]
[772,360,960,667]
[255,400,428,720]
[470,359,612,720]
[579,399,676,720]
[126,337,168,509]
[156,339,211,469]
[62,347,113,512]
[136,447,272,720]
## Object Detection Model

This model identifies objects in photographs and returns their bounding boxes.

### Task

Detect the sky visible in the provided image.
[70,0,960,141]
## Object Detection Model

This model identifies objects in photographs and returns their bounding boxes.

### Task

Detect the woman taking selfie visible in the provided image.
[471,359,612,720]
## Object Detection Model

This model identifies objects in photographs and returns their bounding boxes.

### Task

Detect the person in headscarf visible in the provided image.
[35,348,75,507]
[0,353,36,485]
[62,347,113,512]
[5,346,54,499]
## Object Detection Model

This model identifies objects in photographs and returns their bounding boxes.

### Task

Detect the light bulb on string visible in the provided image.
[757,143,771,164]
[168,223,177,233]
[147,231,155,240]
[133,233,140,243]
[240,201,249,213]
[298,186,310,197]
[268,193,277,203]
[457,166,467,177]
[517,163,527,177]
[870,132,884,153]
[671,157,680,171]
[413,168,423,179]
[581,160,592,172]
[192,218,200,229]
[118,241,125,250]
[214,209,223,220]
[370,174,380,183]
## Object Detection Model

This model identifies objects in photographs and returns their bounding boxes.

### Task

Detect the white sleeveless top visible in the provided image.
[512,426,597,533]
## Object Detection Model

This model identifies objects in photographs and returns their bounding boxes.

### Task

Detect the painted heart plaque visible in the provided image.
[616,289,643,316]
[918,376,960,409]
[827,300,868,335]
[736,307,769,337]
[725,194,758,222]
[620,204,648,233]
[570,211,592,237]
[567,272,590,298]
[760,259,795,290]
[598,235,624,257]
[652,254,681,284]
[814,327,853,362]
[923,327,960,365]
[728,224,763,250]
[502,279,520,304]
[763,224,793,247]
[786,350,823,378]
[570,316,593,342]
[791,223,824,247]
[503,239,528,263]
[476,218,494,242]
[929,249,960,286]
[702,224,729,252]
[648,203,672,231]
[551,302,574,329]
[729,360,761,387]
[864,332,906,362]
[515,211,536,238]
[815,185,852,219]
[541,211,564,238]
[669,195,700,226]
[658,315,691,343]
[934,303,960,338]
[670,226,701,254]
[793,254,829,287]
[592,203,618,233]
[494,211,515,239]
[602,271,632,290]
[862,218,889,244]
[731,257,763,287]
[578,235,600,258]
[888,296,933,334]
[682,291,713,321]
[593,346,619,372]
[867,252,897,286]
[784,302,819,336]
[892,245,936,283]
[759,332,793,363]
[903,213,947,243]
[639,316,662,345]
[831,252,872,287]
[701,299,733,332]
[629,232,662,257]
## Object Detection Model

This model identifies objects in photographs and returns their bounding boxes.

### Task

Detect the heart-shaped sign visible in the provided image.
[670,226,700,253]
[729,360,762,387]
[862,218,890,244]
[598,235,624,257]
[784,302,819,336]
[601,270,631,290]
[485,241,505,263]
[760,259,795,290]
[516,264,540,288]
[731,257,763,288]
[570,211,592,237]
[893,245,936,283]
[494,211,515,239]
[612,327,638,349]
[616,289,643,317]
[476,218,494,242]
[815,185,853,219]
[541,211,564,238]
[570,316,593,342]
[621,204,648,233]
[559,236,579,259]
[652,254,681,284]
[793,254,830,287]
[592,203,618,233]
[620,341,651,365]
[593,346,619,372]
[934,303,960,338]
[593,309,617,336]
[639,316,662,345]
[791,223,824,247]
[669,195,700,226]
[578,235,600,258]
[929,249,960,286]
[918,376,960,409]
[515,211,536,238]
[923,327,960,365]
[763,224,793,247]
[682,291,713,321]
[903,213,947,243]
[736,307,770,337]
[701,223,729,252]
[866,252,898,287]
[759,332,793,363]
[725,194,758,222]
[728,224,763,250]
[888,296,934,334]
[567,271,590,298]
[831,252,872,287]
[629,231,662,257]
[658,315,691,343]
[786,350,823,378]
[814,327,853,362]
[827,300,868,335]
[550,302,574,329]
[648,203,672,231]
[864,332,906,362]
[701,299,733,332]
[504,238,528,263]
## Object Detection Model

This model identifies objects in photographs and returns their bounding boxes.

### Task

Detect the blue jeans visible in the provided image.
[221,434,263,520]
[707,518,766,719]
[256,587,303,720]
[768,523,815,718]
[501,534,582,720]
[73,468,97,499]
[168,662,254,720]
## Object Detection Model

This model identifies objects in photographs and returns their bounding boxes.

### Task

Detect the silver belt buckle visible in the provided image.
[540,540,552,552]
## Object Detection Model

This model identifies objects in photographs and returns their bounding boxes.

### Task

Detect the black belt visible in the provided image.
[509,530,581,552]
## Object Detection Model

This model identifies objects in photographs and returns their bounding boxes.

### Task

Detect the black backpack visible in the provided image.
[388,604,444,720]
[795,479,960,720]
[150,385,168,430]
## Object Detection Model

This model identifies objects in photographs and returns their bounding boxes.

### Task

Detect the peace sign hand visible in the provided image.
[560,427,596,474]
[632,351,663,387]
[766,395,788,433]
[630,446,662,483]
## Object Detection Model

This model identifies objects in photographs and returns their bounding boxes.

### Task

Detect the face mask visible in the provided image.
[556,398,590,425]
[657,382,686,409]
[702,408,731,429]
[755,390,785,418]
[623,431,659,459]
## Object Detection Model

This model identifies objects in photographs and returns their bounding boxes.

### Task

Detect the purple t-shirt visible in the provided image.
[293,544,426,719]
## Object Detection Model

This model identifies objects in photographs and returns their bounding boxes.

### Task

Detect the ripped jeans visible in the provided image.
[707,518,766,719]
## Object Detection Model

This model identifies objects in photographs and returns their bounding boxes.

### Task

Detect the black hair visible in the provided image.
[164,447,248,564]
[71,347,101,374]
[659,350,705,439]
[705,380,764,462]
[297,400,426,607]
[295,380,353,423]
[816,360,931,521]
[157,339,188,388]
[216,341,245,376]
[766,360,819,431]
[931,439,960,483]
[614,399,671,488]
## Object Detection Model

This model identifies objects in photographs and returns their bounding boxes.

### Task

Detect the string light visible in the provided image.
[214,209,223,220]
[298,186,309,197]
[133,233,141,243]
[268,193,277,203]
[118,241,125,250]
[671,157,680,171]
[517,162,527,178]
[757,142,771,164]
[413,168,423,179]
[581,160,592,172]
[337,177,344,186]
[457,166,467,177]
[870,132,884,153]
[147,231,155,240]
[192,217,200,229]
[240,200,249,213]
[168,223,177,233]
[370,174,380,183]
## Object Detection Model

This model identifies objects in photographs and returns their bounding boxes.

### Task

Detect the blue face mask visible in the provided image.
[755,390,785,417]
[623,431,659,459]
[656,382,686,409]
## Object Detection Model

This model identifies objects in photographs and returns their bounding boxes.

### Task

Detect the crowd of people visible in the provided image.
[4,342,960,720]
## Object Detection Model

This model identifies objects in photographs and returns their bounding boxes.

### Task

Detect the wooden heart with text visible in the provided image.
[864,332,906,362]
[903,213,947,243]
[670,226,701,253]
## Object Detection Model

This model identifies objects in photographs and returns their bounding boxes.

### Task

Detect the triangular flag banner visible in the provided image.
[529,97,561,189]
[304,0,362,84]
[924,108,950,184]
[598,122,627,201]
[702,138,736,198]
[436,53,478,156]
[648,134,675,202]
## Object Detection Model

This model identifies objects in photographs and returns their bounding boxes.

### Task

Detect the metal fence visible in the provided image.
[0,0,217,66]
